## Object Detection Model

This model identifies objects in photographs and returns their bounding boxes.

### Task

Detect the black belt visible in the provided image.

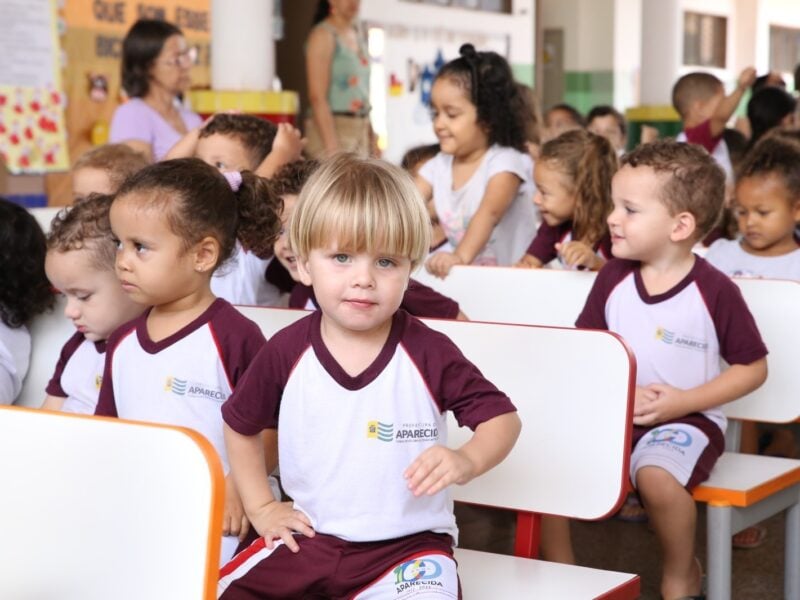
[332,111,370,118]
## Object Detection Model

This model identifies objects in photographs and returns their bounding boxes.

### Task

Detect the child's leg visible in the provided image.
[637,466,702,599]
[539,515,575,564]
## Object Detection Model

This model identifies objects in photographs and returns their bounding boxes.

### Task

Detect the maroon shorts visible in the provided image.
[218,530,459,599]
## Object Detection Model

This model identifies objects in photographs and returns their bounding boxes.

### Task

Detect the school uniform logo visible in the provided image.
[367,420,439,443]
[655,327,708,352]
[393,557,444,593]
[164,376,227,402]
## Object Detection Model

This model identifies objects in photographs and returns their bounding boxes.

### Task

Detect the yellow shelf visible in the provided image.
[187,90,299,115]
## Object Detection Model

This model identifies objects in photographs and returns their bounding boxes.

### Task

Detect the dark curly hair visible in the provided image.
[747,86,797,147]
[270,159,320,198]
[622,140,725,238]
[0,198,55,327]
[115,158,283,265]
[199,114,278,169]
[434,44,528,152]
[47,194,116,271]
[737,134,800,200]
[121,19,183,98]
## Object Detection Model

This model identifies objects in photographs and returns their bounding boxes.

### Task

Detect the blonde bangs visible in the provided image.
[290,154,430,266]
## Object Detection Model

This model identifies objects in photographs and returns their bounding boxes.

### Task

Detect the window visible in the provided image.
[769,26,800,74]
[402,0,512,13]
[683,12,727,68]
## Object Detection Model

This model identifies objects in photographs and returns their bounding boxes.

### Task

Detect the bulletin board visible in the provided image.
[45,0,210,203]
[0,0,69,173]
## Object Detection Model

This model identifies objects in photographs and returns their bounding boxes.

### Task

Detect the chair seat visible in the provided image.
[455,548,640,600]
[693,452,800,506]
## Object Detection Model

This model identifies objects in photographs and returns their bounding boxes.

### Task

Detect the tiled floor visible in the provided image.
[455,503,785,599]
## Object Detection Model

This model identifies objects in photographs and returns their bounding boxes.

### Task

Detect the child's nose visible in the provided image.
[352,262,376,288]
[533,191,543,207]
[64,297,80,320]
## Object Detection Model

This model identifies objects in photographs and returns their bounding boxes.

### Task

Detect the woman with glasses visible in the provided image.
[110,19,201,162]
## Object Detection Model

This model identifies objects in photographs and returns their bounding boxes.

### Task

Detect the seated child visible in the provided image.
[71,144,149,202]
[42,194,145,413]
[0,198,54,404]
[516,130,617,271]
[577,140,768,599]
[96,158,283,564]
[542,103,585,143]
[586,105,627,156]
[672,67,756,184]
[218,154,521,598]
[167,113,297,306]
[271,160,467,320]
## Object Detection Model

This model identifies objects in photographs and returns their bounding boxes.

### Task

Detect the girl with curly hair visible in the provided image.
[95,158,283,565]
[0,198,54,403]
[416,44,538,278]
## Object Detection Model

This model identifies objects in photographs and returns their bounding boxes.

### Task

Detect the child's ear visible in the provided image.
[670,211,697,243]
[295,254,313,287]
[193,236,221,274]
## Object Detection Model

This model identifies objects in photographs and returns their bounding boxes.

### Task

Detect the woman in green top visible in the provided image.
[305,0,375,158]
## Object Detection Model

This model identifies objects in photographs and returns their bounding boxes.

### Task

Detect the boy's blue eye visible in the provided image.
[377,258,395,268]
[334,254,349,263]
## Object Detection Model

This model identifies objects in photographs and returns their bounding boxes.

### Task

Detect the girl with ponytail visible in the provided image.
[96,158,283,565]
[516,129,618,270]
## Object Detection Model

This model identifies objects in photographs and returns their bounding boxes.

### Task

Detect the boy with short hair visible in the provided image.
[587,105,627,155]
[269,159,467,320]
[42,194,145,413]
[219,154,520,598]
[576,140,768,599]
[71,144,149,201]
[672,68,756,182]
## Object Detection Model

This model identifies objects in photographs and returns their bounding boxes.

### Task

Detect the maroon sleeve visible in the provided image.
[222,313,316,435]
[701,226,725,248]
[45,332,85,397]
[288,284,315,309]
[402,316,516,431]
[526,221,571,263]
[683,120,720,154]
[695,258,768,365]
[93,322,138,417]
[401,279,460,319]
[575,259,636,329]
[209,302,267,388]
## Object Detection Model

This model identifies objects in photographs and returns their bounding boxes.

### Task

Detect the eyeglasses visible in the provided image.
[160,46,198,68]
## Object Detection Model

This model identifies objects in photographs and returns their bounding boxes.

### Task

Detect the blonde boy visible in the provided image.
[219,154,520,598]
[43,194,144,413]
[577,140,767,599]
[71,144,148,201]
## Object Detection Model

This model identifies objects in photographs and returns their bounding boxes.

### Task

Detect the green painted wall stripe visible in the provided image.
[512,63,535,86]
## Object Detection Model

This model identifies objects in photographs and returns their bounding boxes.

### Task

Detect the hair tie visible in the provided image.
[458,44,479,104]
[459,43,477,60]
[223,171,243,192]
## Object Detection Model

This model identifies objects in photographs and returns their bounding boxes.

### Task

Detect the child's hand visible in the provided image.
[223,474,251,542]
[272,123,306,163]
[425,252,463,279]
[633,384,688,426]
[556,241,603,271]
[404,445,476,496]
[514,253,541,269]
[737,67,757,91]
[249,500,315,553]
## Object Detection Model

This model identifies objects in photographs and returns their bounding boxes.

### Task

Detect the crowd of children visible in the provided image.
[2,20,800,598]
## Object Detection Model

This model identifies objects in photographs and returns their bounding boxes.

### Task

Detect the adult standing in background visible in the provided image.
[110,19,202,162]
[305,0,374,158]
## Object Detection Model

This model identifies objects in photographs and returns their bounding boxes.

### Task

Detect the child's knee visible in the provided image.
[635,465,685,500]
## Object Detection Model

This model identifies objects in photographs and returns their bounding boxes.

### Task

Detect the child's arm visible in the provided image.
[255,123,306,179]
[164,125,203,160]
[634,358,767,426]
[41,394,66,411]
[224,423,314,552]
[403,411,521,496]
[556,241,605,271]
[426,172,521,278]
[710,67,756,138]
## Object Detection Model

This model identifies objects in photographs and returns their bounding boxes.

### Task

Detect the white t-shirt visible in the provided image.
[211,242,282,306]
[419,145,537,266]
[0,321,30,404]
[704,238,800,280]
[46,332,106,414]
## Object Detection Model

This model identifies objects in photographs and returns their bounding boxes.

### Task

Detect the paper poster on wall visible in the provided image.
[0,0,69,173]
